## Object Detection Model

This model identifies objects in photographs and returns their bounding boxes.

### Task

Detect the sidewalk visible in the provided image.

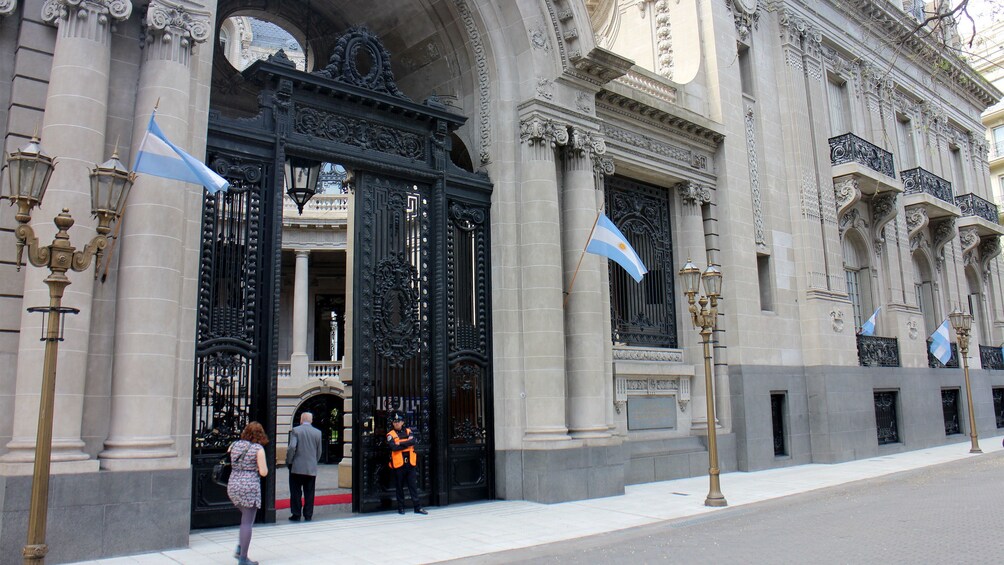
[76,435,1004,564]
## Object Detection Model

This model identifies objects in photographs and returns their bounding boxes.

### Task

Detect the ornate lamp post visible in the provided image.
[949,308,982,454]
[679,259,727,507]
[284,156,321,214]
[3,137,134,564]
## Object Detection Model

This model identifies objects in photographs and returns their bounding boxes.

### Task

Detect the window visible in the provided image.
[950,147,965,190]
[843,233,872,331]
[942,389,961,435]
[738,45,754,97]
[897,114,916,170]
[826,76,851,136]
[757,253,773,311]
[992,126,1004,159]
[998,176,1004,204]
[771,392,787,457]
[913,254,936,335]
[874,390,899,445]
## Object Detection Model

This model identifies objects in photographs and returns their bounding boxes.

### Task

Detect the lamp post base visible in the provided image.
[970,448,983,454]
[705,495,728,507]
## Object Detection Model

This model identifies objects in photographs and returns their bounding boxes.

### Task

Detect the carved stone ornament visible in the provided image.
[536,78,554,100]
[870,192,898,249]
[959,227,980,255]
[907,319,919,341]
[567,126,606,158]
[314,26,408,99]
[834,177,860,221]
[0,0,16,19]
[725,0,760,41]
[612,347,684,363]
[144,0,211,45]
[519,114,569,147]
[42,0,132,27]
[453,0,491,165]
[905,206,929,239]
[676,180,711,206]
[529,25,550,51]
[930,218,956,270]
[593,156,615,178]
[830,308,844,333]
[979,236,1002,279]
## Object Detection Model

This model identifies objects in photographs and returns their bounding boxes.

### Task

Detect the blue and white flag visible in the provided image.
[860,307,880,336]
[586,213,647,282]
[134,114,229,193]
[929,319,953,366]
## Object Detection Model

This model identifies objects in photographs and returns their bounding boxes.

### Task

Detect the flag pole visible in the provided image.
[563,211,602,307]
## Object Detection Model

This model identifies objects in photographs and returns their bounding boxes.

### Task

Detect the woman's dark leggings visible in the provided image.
[239,506,257,558]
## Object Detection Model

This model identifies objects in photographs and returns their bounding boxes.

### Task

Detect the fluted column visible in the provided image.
[562,128,609,439]
[2,0,131,468]
[518,114,570,442]
[100,0,210,469]
[676,181,712,427]
[291,249,311,380]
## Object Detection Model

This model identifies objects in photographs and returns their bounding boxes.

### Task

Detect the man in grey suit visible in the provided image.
[285,412,323,521]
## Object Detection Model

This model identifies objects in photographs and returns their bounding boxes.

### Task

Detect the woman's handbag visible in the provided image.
[212,444,249,486]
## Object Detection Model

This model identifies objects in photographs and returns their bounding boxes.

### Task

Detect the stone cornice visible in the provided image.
[0,0,16,19]
[773,0,1001,108]
[596,89,725,146]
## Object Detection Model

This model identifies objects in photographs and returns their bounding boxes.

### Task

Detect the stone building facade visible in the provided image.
[0,0,1001,562]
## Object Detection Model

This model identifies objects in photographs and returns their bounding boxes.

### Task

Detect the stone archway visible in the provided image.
[292,394,344,465]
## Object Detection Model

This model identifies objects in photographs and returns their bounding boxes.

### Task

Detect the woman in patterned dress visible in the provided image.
[228,421,269,565]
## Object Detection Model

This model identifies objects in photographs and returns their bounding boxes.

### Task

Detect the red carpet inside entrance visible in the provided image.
[276,493,352,509]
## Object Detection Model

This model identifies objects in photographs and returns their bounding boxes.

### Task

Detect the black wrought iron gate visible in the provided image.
[192,28,493,527]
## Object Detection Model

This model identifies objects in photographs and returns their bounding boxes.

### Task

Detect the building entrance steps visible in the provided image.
[75,436,1004,564]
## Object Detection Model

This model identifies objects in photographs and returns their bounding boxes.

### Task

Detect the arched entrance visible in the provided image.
[292,394,343,465]
[191,25,494,527]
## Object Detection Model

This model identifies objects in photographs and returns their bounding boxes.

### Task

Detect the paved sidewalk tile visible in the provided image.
[72,436,1003,565]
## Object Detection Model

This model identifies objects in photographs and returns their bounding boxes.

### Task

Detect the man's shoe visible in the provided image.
[238,558,259,565]
[234,544,240,559]
[414,508,428,515]
[304,517,312,522]
[397,508,406,515]
[289,515,301,522]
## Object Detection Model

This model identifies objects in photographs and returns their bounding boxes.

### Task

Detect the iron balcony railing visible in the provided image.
[979,345,1004,370]
[857,335,900,367]
[901,167,953,205]
[829,133,897,180]
[955,193,1000,224]
[927,339,960,369]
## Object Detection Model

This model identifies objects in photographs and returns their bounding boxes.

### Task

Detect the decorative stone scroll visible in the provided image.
[676,180,711,206]
[453,0,491,165]
[519,114,569,148]
[0,0,16,19]
[905,207,929,240]
[725,0,760,42]
[42,0,132,29]
[870,192,898,253]
[745,104,766,249]
[930,218,956,271]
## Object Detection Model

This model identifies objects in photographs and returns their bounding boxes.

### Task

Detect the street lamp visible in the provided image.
[3,136,134,564]
[949,307,982,454]
[679,258,727,507]
[284,156,320,214]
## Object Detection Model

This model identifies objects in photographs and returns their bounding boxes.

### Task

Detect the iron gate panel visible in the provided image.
[191,151,281,529]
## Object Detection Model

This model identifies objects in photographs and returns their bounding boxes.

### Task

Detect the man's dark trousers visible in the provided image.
[289,473,317,519]
[393,463,420,510]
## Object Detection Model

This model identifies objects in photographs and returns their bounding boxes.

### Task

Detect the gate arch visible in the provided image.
[191,28,494,527]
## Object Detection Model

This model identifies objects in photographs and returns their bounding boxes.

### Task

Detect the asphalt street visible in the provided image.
[449,450,1004,564]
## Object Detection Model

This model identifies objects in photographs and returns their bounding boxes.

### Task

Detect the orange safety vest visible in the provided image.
[387,428,417,468]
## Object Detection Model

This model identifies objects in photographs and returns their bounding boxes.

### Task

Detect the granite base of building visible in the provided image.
[0,468,190,565]
[496,443,627,503]
[730,364,1004,472]
[624,433,737,485]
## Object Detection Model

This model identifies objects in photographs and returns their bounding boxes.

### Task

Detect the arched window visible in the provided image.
[966,268,990,346]
[843,232,872,331]
[913,253,936,335]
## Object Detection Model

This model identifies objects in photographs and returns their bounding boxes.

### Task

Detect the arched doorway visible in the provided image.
[293,394,343,465]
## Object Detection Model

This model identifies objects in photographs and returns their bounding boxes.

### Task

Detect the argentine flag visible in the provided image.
[860,307,880,336]
[586,213,647,282]
[929,319,953,366]
[134,114,229,193]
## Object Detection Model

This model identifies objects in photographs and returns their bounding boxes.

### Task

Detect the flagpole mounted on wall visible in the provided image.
[564,212,602,307]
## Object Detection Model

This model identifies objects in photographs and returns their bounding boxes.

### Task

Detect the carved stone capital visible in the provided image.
[566,127,606,158]
[726,0,760,42]
[593,156,615,178]
[0,0,16,18]
[42,0,131,28]
[519,114,568,147]
[676,180,712,206]
[144,0,211,46]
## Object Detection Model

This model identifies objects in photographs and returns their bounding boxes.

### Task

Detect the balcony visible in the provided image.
[927,339,960,369]
[829,133,901,197]
[955,193,1004,238]
[856,335,900,368]
[277,360,343,380]
[979,346,1004,371]
[282,193,349,223]
[901,168,960,220]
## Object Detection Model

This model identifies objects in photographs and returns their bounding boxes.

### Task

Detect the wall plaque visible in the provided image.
[627,396,677,430]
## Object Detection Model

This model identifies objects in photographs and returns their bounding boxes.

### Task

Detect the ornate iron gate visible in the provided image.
[194,28,493,524]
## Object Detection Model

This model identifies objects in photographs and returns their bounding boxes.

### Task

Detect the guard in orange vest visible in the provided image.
[387,411,427,515]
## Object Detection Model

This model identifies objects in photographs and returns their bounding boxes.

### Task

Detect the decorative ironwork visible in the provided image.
[771,393,787,457]
[901,167,954,204]
[605,176,677,348]
[874,391,899,445]
[829,133,896,179]
[856,335,900,367]
[372,253,422,367]
[293,107,425,161]
[956,193,1000,224]
[928,339,960,368]
[993,388,1004,429]
[979,345,1004,370]
[942,389,961,435]
[313,26,408,99]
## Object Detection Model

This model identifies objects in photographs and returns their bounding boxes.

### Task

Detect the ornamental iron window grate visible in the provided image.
[979,345,1004,370]
[874,391,900,445]
[927,339,960,368]
[993,388,1004,429]
[942,388,961,436]
[857,335,900,367]
[828,133,896,179]
[604,176,677,348]
[771,393,787,457]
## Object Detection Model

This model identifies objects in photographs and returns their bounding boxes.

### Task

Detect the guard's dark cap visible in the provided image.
[390,411,405,422]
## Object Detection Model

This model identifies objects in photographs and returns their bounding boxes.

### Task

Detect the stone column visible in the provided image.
[291,249,310,380]
[561,128,609,439]
[2,0,132,468]
[99,0,210,469]
[675,181,712,427]
[518,113,570,442]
